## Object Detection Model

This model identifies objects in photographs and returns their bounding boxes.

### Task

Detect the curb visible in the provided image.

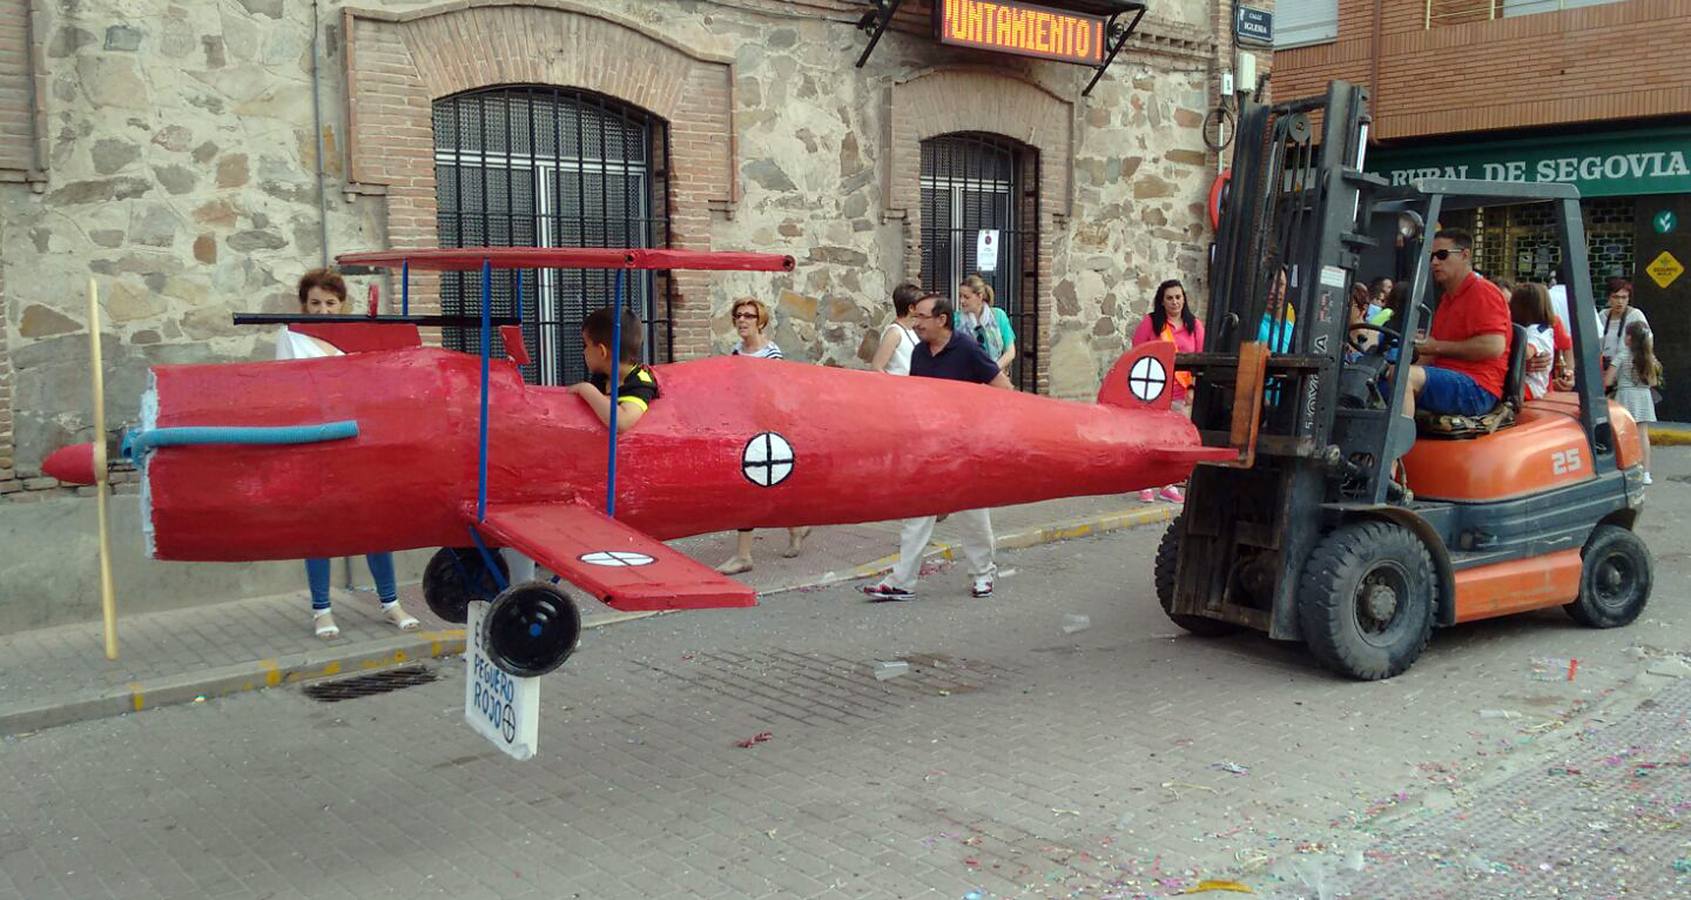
[0,630,467,737]
[1648,425,1691,447]
[0,504,1172,736]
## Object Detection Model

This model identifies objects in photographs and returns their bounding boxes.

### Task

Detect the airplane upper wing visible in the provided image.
[469,501,758,612]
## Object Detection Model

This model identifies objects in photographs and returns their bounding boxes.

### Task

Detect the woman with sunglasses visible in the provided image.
[716,298,810,575]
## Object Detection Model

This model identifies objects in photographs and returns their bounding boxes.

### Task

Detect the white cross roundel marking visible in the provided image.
[579,551,654,567]
[1127,356,1168,403]
[742,432,795,487]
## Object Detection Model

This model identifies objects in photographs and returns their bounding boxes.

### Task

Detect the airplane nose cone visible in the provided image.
[43,443,98,485]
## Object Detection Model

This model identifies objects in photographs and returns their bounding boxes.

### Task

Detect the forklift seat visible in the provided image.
[1414,324,1527,440]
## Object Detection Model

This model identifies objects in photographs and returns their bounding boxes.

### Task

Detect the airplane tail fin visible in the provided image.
[1097,341,1177,411]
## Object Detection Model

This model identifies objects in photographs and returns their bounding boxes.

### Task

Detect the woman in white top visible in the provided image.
[716,298,810,575]
[1600,277,1649,379]
[870,283,923,376]
[278,269,421,638]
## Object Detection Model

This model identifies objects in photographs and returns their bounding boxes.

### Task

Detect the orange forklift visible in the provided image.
[1155,80,1653,680]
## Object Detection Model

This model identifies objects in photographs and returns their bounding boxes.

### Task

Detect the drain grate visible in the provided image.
[301,665,439,703]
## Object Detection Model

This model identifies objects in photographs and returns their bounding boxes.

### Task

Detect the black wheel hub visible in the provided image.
[483,584,580,678]
[1353,564,1410,643]
[1594,554,1636,611]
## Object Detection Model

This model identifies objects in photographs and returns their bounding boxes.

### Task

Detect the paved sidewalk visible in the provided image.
[0,493,1177,735]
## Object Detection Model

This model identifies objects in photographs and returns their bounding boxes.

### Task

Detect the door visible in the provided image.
[919,132,1040,391]
[1632,195,1691,422]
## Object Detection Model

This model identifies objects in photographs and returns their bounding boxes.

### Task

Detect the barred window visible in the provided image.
[434,86,672,384]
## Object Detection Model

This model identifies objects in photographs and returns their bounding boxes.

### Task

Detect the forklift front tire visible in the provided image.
[1298,521,1436,680]
[1564,525,1652,629]
[1154,518,1238,637]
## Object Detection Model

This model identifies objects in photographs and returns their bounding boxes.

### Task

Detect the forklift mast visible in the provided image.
[1171,80,1621,641]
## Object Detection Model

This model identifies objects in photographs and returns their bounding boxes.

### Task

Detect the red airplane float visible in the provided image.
[45,247,1233,678]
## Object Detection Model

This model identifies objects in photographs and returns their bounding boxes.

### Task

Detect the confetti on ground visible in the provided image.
[733,731,772,748]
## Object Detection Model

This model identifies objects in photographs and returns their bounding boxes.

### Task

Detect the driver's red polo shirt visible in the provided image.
[1430,272,1511,398]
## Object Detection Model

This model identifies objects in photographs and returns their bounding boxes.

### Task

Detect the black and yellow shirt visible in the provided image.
[589,364,660,413]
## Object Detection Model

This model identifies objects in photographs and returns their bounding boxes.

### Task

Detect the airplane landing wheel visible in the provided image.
[1154,518,1237,637]
[482,582,581,678]
[423,548,510,625]
[1298,521,1435,681]
[1565,525,1652,629]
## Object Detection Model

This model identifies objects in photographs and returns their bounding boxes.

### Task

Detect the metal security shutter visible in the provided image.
[433,86,672,386]
[1274,0,1338,48]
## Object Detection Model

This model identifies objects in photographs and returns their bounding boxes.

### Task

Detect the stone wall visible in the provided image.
[0,0,1229,628]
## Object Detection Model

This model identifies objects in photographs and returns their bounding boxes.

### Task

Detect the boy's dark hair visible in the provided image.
[892,283,924,317]
[582,307,644,363]
[1433,228,1473,252]
[920,292,954,327]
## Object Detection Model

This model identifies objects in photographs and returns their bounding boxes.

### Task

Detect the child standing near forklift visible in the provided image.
[569,307,659,432]
[1609,321,1661,484]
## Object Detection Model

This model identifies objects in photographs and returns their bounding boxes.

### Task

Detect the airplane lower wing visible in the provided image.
[469,502,758,612]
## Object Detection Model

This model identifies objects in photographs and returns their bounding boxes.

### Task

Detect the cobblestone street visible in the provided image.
[3,454,1690,899]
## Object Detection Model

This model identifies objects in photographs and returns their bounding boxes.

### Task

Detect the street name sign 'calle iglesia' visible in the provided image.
[936,0,1106,66]
[1371,128,1691,199]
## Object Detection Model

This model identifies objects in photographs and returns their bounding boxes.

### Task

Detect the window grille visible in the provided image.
[433,86,672,384]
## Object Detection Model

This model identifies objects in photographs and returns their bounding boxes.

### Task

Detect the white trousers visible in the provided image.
[885,509,996,591]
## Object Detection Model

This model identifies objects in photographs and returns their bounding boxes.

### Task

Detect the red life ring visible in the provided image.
[1208,169,1231,231]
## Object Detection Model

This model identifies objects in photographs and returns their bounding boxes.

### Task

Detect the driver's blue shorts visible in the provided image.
[1420,366,1498,417]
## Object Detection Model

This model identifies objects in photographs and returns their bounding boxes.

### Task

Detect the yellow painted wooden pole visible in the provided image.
[89,278,118,660]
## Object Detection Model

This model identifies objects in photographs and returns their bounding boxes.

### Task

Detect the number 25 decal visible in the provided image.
[1552,448,1583,475]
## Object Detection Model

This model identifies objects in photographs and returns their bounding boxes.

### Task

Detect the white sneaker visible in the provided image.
[971,575,994,598]
[1643,472,1654,485]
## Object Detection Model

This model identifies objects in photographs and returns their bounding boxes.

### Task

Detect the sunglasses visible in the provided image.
[1430,248,1466,261]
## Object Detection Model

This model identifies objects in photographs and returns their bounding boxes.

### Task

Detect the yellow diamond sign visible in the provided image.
[1647,250,1684,289]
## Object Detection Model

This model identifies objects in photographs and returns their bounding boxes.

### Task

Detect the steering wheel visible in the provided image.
[1347,321,1402,356]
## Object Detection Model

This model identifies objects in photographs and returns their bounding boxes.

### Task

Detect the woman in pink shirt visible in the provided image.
[1130,279,1204,503]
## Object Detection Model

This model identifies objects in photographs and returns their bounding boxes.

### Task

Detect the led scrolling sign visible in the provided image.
[935,0,1106,66]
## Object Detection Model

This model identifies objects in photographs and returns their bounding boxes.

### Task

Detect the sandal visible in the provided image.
[782,527,811,558]
[313,611,340,639]
[382,602,421,631]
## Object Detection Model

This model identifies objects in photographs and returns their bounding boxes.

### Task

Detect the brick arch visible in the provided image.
[886,68,1075,393]
[342,1,737,349]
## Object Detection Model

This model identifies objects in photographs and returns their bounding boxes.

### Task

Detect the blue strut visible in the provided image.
[606,269,624,517]
[476,258,492,523]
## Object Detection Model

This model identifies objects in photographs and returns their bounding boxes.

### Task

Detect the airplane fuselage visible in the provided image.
[138,348,1208,561]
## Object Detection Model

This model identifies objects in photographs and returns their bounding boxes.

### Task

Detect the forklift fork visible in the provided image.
[1215,341,1270,469]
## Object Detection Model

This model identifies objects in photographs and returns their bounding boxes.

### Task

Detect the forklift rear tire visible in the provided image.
[1564,525,1652,629]
[1154,518,1238,637]
[1298,521,1435,680]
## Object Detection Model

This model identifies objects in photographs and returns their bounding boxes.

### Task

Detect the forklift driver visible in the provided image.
[1399,228,1511,420]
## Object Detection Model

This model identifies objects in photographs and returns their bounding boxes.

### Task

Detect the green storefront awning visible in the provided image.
[1367,126,1691,199]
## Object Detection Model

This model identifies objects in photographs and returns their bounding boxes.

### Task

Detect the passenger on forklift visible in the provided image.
[1257,266,1295,352]
[1399,228,1511,419]
[1508,282,1557,401]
